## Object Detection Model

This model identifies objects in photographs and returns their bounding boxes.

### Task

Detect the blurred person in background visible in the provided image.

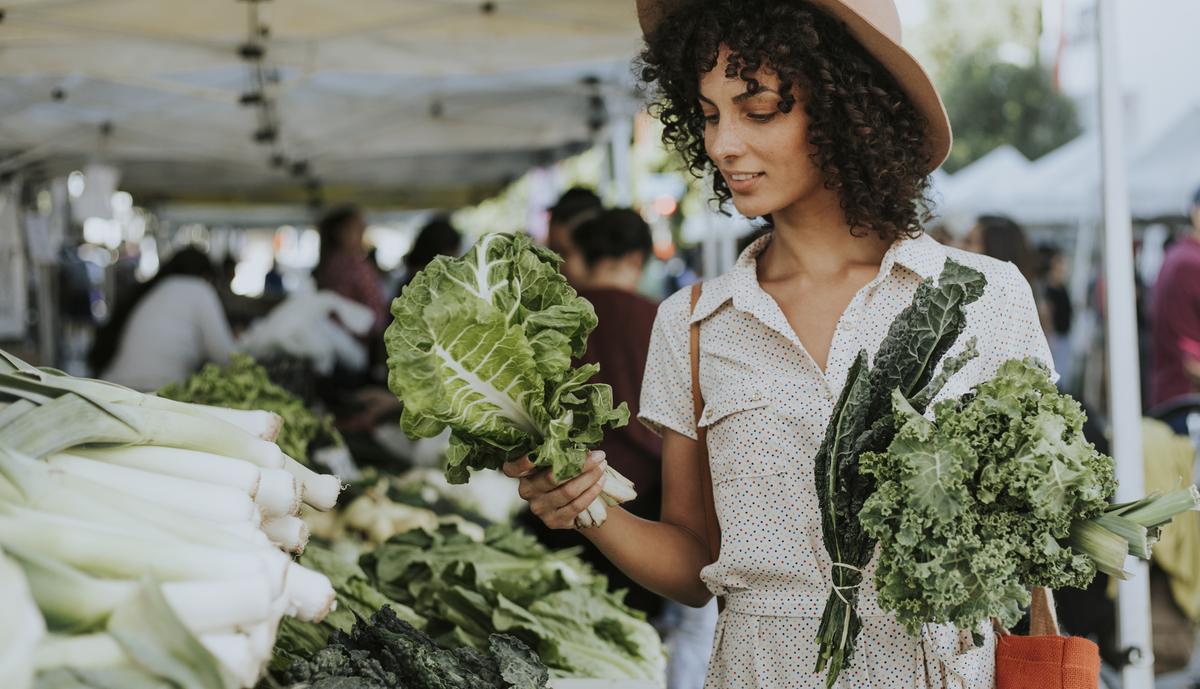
[90,246,235,392]
[521,207,665,619]
[1037,244,1074,386]
[396,215,463,294]
[544,187,603,286]
[1148,186,1200,432]
[961,214,1036,285]
[314,204,388,335]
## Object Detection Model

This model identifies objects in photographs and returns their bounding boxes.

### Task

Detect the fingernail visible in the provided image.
[593,450,606,461]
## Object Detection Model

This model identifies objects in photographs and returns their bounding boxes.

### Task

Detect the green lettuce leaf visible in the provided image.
[385,233,627,485]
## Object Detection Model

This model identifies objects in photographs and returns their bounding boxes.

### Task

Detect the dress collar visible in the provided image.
[687,230,947,326]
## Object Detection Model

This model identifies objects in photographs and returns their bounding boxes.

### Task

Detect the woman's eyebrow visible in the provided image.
[733,88,780,104]
[698,93,716,105]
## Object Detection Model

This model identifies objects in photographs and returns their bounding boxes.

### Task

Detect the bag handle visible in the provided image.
[689,283,723,571]
[993,587,1060,637]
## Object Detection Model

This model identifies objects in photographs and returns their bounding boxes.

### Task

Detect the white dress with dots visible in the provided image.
[639,233,1056,689]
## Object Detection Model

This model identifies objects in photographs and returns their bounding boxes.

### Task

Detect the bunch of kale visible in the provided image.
[280,606,548,689]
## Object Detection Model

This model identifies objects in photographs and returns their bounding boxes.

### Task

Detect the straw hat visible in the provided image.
[637,0,953,172]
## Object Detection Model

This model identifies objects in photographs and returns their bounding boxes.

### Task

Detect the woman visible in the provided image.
[92,247,235,392]
[505,1,1054,687]
[313,205,388,334]
[522,208,666,618]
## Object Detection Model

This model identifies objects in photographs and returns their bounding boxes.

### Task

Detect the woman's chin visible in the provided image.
[730,195,777,219]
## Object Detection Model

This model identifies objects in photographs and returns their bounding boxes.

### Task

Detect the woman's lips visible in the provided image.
[725,172,764,193]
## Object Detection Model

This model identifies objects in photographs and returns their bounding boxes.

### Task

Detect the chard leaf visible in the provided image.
[385,233,626,489]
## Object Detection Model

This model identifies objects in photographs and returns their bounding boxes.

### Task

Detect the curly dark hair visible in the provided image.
[638,0,934,240]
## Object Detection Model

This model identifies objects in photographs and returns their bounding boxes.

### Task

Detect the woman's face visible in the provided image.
[699,48,824,219]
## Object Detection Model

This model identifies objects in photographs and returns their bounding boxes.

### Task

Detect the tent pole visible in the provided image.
[1097,0,1154,686]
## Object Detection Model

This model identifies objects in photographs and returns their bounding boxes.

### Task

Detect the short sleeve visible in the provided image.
[637,289,699,441]
[1000,262,1059,383]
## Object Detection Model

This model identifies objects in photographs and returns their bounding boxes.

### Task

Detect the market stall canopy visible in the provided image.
[933,145,1031,235]
[980,106,1200,228]
[1127,105,1200,219]
[0,0,645,208]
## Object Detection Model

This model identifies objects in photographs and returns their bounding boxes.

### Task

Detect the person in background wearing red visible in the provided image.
[1149,186,1200,433]
[522,207,666,619]
[544,187,603,286]
[313,205,388,335]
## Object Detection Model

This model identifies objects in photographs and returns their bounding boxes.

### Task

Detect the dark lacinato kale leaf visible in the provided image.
[280,606,549,689]
[489,635,550,689]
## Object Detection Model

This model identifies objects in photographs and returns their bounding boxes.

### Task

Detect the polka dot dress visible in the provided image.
[639,233,1056,689]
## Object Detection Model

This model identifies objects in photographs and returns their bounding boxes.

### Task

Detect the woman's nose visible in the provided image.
[707,118,746,162]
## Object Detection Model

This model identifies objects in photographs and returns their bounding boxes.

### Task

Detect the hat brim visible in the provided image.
[637,0,952,173]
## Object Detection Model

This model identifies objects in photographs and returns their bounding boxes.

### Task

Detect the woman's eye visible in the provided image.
[748,112,777,123]
[703,114,719,125]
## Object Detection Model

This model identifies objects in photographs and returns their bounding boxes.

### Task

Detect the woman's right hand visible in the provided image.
[502,451,608,530]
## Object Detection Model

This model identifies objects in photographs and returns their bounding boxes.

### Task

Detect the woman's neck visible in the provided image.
[759,191,891,281]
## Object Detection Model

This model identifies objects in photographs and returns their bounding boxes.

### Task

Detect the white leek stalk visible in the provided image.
[0,547,42,689]
[4,368,282,442]
[46,453,260,526]
[185,404,282,442]
[263,516,309,554]
[0,449,271,553]
[33,633,129,671]
[73,445,262,498]
[283,560,336,623]
[200,632,262,689]
[254,468,301,518]
[11,545,272,634]
[282,454,341,510]
[0,506,286,590]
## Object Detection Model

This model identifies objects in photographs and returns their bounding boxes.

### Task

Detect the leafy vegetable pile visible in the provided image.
[270,545,426,674]
[361,524,665,682]
[814,259,986,683]
[384,233,635,528]
[861,360,1200,638]
[280,606,549,689]
[160,354,343,465]
[0,349,344,689]
[809,262,1199,687]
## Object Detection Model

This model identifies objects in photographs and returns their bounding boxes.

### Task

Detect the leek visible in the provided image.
[0,547,42,689]
[10,545,272,635]
[254,468,301,519]
[1069,519,1132,579]
[262,516,309,554]
[73,445,262,499]
[0,448,271,553]
[0,506,286,588]
[46,453,260,526]
[281,454,341,510]
[284,560,337,622]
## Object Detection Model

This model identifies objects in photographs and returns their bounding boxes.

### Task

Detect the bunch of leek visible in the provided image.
[0,350,345,689]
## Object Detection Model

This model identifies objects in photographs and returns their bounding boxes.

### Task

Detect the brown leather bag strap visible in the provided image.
[689,282,722,569]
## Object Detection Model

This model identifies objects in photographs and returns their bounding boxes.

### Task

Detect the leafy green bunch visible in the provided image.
[859,359,1116,635]
[360,525,665,682]
[384,233,634,526]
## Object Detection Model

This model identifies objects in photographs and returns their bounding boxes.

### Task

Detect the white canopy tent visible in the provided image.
[1128,105,1200,219]
[940,104,1200,229]
[932,144,1032,235]
[0,0,646,209]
